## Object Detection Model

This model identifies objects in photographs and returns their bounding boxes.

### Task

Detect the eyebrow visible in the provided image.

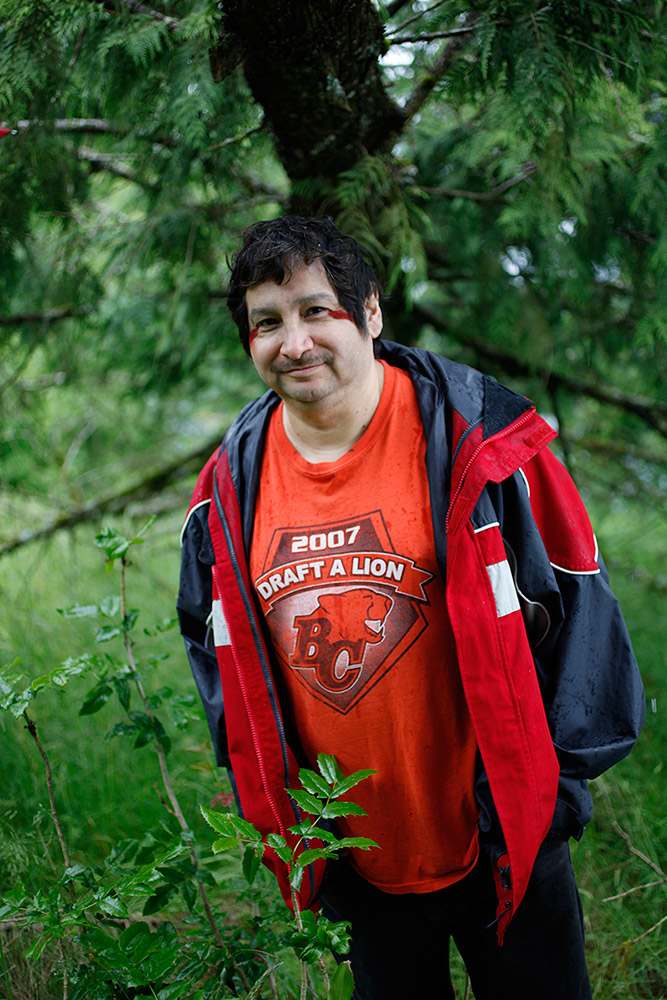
[247,291,339,324]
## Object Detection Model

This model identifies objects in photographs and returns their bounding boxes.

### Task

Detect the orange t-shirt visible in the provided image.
[250,361,479,893]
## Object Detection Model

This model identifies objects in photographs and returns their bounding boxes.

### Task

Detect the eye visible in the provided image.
[304,306,327,318]
[254,316,281,333]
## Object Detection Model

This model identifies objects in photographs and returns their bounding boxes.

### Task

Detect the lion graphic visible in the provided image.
[291,588,393,692]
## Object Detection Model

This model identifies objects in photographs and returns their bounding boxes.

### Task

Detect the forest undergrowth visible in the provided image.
[0,513,664,1000]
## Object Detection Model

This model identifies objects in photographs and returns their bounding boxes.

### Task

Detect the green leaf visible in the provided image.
[105,721,138,740]
[114,677,131,710]
[321,801,367,819]
[98,895,129,918]
[94,625,122,644]
[294,847,328,868]
[143,883,176,915]
[79,683,113,716]
[289,865,304,891]
[211,836,239,853]
[334,837,378,851]
[266,832,287,850]
[328,961,355,1000]
[94,527,131,561]
[57,604,99,619]
[100,595,121,618]
[181,879,197,911]
[298,767,333,798]
[288,788,323,815]
[122,609,139,632]
[331,769,377,797]
[200,806,237,836]
[242,846,261,885]
[316,753,345,785]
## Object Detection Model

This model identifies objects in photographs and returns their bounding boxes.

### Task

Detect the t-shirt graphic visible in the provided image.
[254,510,434,713]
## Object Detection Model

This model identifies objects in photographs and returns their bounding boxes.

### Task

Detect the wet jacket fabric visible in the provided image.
[178,340,645,942]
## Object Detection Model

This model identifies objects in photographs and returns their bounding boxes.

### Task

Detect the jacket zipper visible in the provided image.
[446,409,536,532]
[212,483,291,844]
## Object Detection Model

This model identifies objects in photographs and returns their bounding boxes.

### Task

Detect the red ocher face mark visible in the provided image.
[326,308,352,322]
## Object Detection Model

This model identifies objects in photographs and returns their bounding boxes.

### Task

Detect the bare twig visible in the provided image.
[120,556,224,949]
[612,821,667,881]
[603,879,664,902]
[23,712,76,903]
[625,913,667,945]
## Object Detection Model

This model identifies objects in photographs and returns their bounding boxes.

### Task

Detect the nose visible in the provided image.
[279,318,314,359]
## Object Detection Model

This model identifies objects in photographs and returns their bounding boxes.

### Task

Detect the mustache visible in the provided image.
[271,353,333,373]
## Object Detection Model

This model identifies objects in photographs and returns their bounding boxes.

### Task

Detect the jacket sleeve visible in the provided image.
[493,448,645,837]
[177,501,230,768]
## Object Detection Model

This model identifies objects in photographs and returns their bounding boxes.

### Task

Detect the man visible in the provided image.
[178,215,644,999]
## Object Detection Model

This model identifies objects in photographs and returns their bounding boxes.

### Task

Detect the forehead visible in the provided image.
[245,259,338,315]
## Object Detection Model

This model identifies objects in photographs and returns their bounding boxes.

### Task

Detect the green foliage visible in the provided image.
[0,3,665,995]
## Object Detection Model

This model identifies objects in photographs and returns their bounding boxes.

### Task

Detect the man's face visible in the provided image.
[246,259,382,413]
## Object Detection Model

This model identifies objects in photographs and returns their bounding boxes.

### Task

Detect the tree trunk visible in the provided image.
[219,0,404,206]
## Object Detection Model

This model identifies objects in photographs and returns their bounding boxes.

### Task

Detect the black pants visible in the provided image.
[319,839,592,1000]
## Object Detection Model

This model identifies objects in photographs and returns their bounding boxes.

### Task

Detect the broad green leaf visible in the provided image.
[79,683,113,716]
[328,961,355,1000]
[105,721,138,740]
[94,625,122,644]
[200,806,237,836]
[289,788,323,815]
[212,835,239,853]
[266,832,287,850]
[316,753,345,785]
[98,895,129,918]
[294,847,328,867]
[331,769,377,797]
[289,865,304,891]
[57,604,99,619]
[242,845,261,884]
[100,595,121,617]
[321,801,367,819]
[297,768,333,798]
[335,837,379,851]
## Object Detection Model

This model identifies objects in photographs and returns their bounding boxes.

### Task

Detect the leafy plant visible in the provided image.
[202,752,379,1000]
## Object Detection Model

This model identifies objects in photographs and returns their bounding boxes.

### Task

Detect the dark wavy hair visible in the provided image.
[227,216,382,354]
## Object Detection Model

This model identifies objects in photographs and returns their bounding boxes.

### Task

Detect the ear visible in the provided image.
[364,290,383,340]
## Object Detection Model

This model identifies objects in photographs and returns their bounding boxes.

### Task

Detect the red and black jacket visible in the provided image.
[178,341,644,942]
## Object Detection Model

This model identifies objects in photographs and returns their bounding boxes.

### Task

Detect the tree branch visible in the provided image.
[422,162,537,202]
[0,433,227,558]
[402,24,474,124]
[389,25,479,44]
[0,306,91,327]
[414,303,667,438]
[74,146,147,185]
[87,0,179,30]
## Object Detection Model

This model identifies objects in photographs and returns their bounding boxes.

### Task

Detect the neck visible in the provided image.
[282,360,385,463]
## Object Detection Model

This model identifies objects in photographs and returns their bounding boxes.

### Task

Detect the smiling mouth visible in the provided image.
[275,357,330,375]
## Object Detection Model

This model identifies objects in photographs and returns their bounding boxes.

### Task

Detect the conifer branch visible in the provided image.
[388,25,480,44]
[402,23,474,123]
[88,0,179,30]
[423,162,537,202]
[414,303,667,438]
